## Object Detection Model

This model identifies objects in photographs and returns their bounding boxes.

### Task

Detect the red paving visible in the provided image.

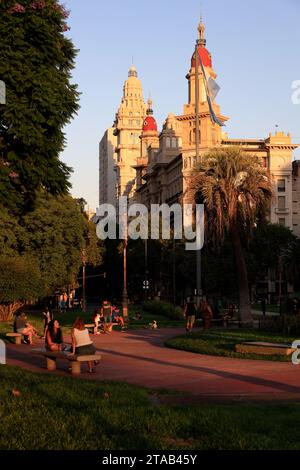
[6,328,300,401]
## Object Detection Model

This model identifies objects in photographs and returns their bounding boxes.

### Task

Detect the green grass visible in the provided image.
[1,365,300,449]
[252,303,280,313]
[165,329,297,361]
[0,306,183,343]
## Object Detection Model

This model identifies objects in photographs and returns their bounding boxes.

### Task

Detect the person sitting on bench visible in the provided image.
[14,311,40,345]
[71,317,97,373]
[112,305,125,329]
[45,320,64,351]
[222,304,235,327]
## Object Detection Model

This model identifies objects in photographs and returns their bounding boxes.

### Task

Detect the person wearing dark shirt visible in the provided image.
[45,320,63,351]
[184,298,197,333]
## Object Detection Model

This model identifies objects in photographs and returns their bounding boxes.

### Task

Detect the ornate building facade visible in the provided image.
[134,20,299,237]
[99,20,299,237]
[99,66,147,207]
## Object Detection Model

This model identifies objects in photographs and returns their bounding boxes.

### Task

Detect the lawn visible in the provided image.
[1,365,300,450]
[0,306,184,342]
[165,329,298,362]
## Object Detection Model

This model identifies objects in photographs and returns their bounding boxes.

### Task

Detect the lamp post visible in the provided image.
[81,247,87,312]
[195,35,202,306]
[122,238,128,320]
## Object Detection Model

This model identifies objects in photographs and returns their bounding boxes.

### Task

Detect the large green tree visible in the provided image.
[188,147,273,326]
[0,0,79,211]
[0,255,45,321]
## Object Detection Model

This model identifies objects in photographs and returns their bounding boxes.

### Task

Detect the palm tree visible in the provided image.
[187,146,273,326]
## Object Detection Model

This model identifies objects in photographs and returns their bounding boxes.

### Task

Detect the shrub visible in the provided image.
[142,300,183,320]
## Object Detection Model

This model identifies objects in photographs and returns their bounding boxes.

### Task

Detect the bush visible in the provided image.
[0,255,45,321]
[142,300,183,320]
[258,315,300,336]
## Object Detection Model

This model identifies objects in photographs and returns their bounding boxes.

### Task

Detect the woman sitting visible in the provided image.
[14,311,41,345]
[45,320,64,351]
[71,317,97,373]
[222,304,235,327]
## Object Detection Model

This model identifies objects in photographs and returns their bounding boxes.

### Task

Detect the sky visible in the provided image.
[61,0,300,210]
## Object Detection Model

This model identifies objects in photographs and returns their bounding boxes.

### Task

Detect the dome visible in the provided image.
[191,46,212,68]
[143,116,157,132]
[128,65,138,77]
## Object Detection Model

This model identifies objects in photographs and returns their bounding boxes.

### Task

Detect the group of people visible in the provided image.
[183,297,236,333]
[44,316,98,373]
[92,300,125,335]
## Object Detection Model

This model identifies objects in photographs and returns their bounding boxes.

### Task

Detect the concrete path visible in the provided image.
[6,328,300,402]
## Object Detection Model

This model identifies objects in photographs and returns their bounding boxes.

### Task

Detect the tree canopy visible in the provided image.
[0,0,80,211]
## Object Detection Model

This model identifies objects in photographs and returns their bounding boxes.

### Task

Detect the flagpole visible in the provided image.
[195,39,202,306]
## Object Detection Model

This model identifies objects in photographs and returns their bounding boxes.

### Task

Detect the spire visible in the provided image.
[146,96,153,115]
[128,65,138,77]
[197,17,206,46]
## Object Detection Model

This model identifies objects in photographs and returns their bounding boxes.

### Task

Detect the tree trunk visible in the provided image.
[0,302,24,322]
[231,226,253,327]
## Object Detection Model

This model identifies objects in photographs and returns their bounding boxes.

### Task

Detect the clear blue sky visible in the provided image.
[62,0,300,210]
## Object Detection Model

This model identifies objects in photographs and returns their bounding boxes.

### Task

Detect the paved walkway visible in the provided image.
[6,328,300,402]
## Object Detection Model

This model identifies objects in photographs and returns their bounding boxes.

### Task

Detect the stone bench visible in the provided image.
[32,348,102,375]
[235,341,296,356]
[85,322,119,333]
[6,332,25,345]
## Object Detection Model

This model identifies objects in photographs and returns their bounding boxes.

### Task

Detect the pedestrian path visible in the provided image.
[6,328,300,402]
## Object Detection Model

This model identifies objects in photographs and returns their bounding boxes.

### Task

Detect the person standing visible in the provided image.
[42,306,53,337]
[101,300,113,325]
[261,298,266,317]
[184,297,197,333]
[200,299,213,330]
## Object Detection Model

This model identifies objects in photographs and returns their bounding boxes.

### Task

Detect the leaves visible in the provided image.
[0,0,79,212]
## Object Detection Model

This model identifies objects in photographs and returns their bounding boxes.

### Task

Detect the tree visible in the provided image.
[0,255,45,321]
[187,147,273,326]
[20,193,101,293]
[247,223,297,286]
[0,0,79,211]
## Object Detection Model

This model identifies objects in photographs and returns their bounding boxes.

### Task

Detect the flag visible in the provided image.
[207,76,220,100]
[197,50,224,127]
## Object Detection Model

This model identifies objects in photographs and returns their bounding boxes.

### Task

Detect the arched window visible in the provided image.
[166,137,171,148]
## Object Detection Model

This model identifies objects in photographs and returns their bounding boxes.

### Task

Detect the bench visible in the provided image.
[6,332,25,345]
[33,348,102,375]
[85,322,119,333]
[235,341,296,356]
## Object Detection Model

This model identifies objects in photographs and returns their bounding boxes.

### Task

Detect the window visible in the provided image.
[128,120,133,126]
[279,218,285,227]
[278,196,286,210]
[171,138,177,148]
[277,179,285,192]
[166,137,171,148]
[136,120,140,126]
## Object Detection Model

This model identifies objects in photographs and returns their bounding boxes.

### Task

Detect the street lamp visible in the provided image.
[81,248,87,312]
[122,238,128,320]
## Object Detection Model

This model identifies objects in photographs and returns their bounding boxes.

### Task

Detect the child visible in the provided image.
[92,309,101,335]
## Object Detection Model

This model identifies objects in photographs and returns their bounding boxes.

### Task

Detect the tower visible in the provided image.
[178,19,228,156]
[135,97,159,190]
[113,66,147,200]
